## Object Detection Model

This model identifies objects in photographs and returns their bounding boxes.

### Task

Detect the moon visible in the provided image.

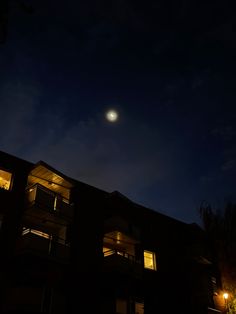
[106,109,119,122]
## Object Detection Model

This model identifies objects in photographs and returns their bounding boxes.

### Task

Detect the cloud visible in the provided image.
[0,78,192,220]
[26,114,171,195]
[0,66,180,218]
[221,159,235,171]
[211,125,236,141]
[0,80,40,153]
[199,175,214,184]
[206,22,235,43]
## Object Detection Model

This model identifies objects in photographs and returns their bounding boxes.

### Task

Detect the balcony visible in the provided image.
[103,248,142,278]
[104,248,136,261]
[25,184,73,224]
[103,231,142,278]
[16,228,70,262]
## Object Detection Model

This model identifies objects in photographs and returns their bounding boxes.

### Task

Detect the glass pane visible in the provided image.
[116,299,127,314]
[0,169,12,190]
[103,247,115,256]
[135,302,144,314]
[22,228,50,239]
[144,250,156,270]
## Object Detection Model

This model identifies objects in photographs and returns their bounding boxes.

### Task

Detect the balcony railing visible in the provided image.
[16,228,70,261]
[25,184,73,220]
[103,248,142,277]
[103,249,137,263]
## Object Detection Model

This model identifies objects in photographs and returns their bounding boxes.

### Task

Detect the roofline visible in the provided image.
[31,160,74,185]
[0,150,33,167]
[0,150,200,227]
[107,189,191,227]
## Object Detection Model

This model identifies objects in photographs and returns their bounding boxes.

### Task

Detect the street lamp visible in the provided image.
[223,293,229,313]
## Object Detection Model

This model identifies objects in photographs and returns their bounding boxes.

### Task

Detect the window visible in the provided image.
[22,228,50,239]
[135,301,144,314]
[103,247,114,257]
[0,169,12,190]
[116,298,143,314]
[144,250,156,270]
[116,299,127,314]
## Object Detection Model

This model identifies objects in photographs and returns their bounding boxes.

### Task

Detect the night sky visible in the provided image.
[0,0,235,224]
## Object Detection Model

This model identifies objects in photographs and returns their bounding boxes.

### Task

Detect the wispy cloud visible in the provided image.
[26,114,170,194]
[221,159,235,171]
[0,78,171,194]
[0,80,40,153]
[211,125,236,141]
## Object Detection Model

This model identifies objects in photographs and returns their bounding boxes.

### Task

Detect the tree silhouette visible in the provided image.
[199,201,236,313]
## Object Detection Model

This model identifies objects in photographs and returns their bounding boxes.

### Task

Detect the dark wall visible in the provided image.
[0,151,32,312]
[0,151,213,314]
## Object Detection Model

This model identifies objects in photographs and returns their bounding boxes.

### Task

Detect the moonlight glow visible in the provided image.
[106,110,119,122]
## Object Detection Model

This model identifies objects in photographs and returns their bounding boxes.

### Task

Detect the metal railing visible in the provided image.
[25,184,73,219]
[21,227,70,246]
[103,248,137,263]
[17,228,70,261]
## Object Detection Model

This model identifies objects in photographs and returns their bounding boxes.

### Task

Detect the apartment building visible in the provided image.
[0,150,219,314]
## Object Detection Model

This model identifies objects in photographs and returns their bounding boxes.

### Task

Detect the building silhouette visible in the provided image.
[0,150,222,314]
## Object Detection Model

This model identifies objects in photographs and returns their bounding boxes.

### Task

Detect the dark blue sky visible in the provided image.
[0,0,235,224]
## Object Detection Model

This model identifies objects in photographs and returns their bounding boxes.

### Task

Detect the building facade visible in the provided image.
[0,150,221,314]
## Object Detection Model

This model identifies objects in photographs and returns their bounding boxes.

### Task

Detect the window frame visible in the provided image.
[143,250,157,271]
[0,168,13,191]
[116,298,128,314]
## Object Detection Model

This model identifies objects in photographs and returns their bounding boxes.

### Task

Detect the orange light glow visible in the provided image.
[223,293,229,300]
[0,169,12,190]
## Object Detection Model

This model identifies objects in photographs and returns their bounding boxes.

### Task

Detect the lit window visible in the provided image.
[135,301,144,314]
[116,299,127,314]
[144,250,156,270]
[0,169,12,190]
[54,196,57,211]
[22,228,50,239]
[103,247,114,257]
